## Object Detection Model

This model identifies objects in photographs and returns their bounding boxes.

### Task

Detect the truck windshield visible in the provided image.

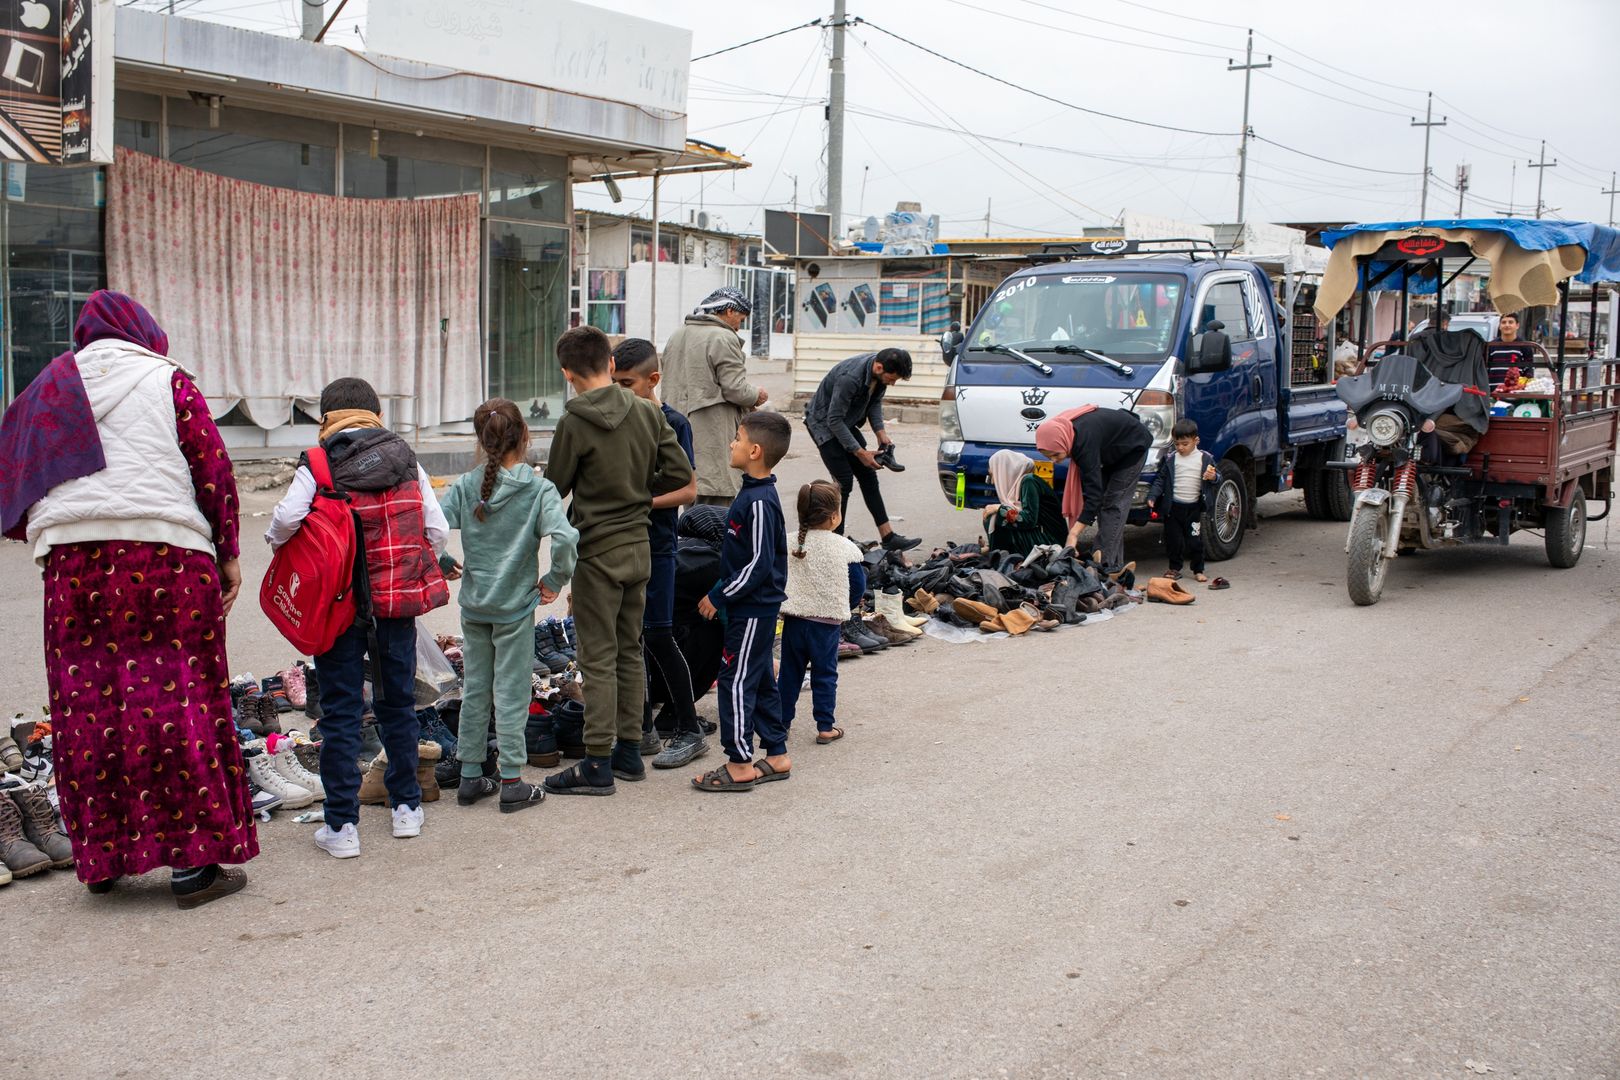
[967,272,1185,362]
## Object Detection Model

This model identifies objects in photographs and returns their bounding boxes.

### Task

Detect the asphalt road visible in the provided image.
[4,411,1618,1079]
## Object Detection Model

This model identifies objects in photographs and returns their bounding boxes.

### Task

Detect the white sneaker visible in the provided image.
[271,742,325,801]
[246,748,316,810]
[314,821,360,858]
[392,804,424,838]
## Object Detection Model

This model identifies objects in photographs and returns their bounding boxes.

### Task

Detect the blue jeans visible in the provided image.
[779,616,840,733]
[315,616,422,828]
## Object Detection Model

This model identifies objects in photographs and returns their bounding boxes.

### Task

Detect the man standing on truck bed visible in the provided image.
[803,348,920,551]
[1035,405,1153,573]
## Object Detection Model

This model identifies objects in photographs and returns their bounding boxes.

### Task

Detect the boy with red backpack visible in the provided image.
[265,378,450,858]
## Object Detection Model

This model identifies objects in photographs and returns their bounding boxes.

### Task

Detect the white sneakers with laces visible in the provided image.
[313,821,360,858]
[391,804,424,838]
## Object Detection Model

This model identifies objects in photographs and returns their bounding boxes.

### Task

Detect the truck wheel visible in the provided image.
[1545,495,1587,568]
[1324,467,1355,521]
[1301,469,1328,519]
[1346,507,1388,606]
[1203,460,1249,562]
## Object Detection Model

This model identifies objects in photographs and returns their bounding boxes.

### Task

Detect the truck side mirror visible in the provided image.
[1187,321,1232,374]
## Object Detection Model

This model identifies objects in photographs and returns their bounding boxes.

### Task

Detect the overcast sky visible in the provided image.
[155,0,1620,239]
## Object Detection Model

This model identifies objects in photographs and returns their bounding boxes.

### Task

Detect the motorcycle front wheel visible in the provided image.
[1346,507,1389,606]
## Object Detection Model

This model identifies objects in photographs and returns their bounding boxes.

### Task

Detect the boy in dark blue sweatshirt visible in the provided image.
[694,411,792,791]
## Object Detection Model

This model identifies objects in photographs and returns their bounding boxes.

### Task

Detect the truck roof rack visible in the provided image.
[1027,238,1224,264]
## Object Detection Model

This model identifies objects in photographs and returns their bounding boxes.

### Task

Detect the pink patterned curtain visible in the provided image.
[107,148,482,430]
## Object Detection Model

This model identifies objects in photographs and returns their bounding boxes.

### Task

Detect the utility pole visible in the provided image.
[826,0,847,247]
[1604,171,1618,228]
[1454,164,1469,217]
[1410,92,1446,220]
[984,197,991,238]
[301,0,323,40]
[1227,28,1271,225]
[1528,140,1557,219]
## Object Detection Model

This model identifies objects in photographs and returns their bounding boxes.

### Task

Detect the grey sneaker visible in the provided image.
[652,731,708,770]
[639,727,663,756]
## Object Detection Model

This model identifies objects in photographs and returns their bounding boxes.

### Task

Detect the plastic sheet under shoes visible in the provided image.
[919,601,1135,644]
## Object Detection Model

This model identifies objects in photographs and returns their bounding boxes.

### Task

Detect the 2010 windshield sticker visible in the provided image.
[1062,276,1116,284]
[991,277,1039,304]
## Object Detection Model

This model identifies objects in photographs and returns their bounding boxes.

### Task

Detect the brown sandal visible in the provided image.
[754,759,791,783]
[691,763,757,792]
[815,727,845,745]
[1164,569,1181,581]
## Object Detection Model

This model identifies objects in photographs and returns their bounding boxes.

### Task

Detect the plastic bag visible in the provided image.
[414,623,460,706]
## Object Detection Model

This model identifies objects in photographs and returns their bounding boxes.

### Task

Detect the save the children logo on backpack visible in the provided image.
[289,572,302,599]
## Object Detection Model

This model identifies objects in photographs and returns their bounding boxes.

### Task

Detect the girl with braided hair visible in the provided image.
[438,399,579,814]
[778,480,865,746]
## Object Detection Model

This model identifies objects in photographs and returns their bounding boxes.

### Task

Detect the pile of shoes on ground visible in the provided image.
[853,540,1142,645]
[0,717,76,888]
[224,619,589,818]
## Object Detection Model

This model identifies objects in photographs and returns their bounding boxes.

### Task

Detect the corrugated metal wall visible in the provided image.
[791,333,945,404]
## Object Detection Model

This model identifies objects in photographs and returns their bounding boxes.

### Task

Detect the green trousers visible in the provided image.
[570,541,651,757]
[457,614,534,780]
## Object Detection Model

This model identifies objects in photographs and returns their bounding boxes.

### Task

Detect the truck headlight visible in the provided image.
[939,386,963,441]
[1134,389,1175,447]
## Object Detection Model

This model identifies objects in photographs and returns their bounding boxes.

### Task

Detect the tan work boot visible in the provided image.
[0,731,22,772]
[11,788,73,869]
[0,792,52,878]
[359,745,443,805]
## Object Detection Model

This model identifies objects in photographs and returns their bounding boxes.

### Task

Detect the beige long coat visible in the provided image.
[659,314,760,500]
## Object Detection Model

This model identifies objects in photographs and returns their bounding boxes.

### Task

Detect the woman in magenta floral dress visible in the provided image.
[0,290,257,908]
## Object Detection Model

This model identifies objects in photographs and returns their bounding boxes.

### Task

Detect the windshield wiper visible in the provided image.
[1037,345,1135,377]
[970,343,1053,376]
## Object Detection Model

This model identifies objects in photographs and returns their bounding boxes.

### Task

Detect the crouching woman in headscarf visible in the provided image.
[982,449,1066,556]
[0,290,256,908]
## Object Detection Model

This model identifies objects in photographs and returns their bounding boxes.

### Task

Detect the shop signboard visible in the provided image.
[0,0,112,164]
[368,0,689,118]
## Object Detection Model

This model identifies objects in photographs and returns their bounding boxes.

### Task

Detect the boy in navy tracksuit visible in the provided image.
[694,411,792,791]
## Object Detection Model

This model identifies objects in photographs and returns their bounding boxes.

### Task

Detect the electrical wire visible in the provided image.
[940,0,1231,60]
[851,30,1112,222]
[691,19,823,63]
[858,19,1237,138]
[1251,135,1423,177]
[1011,0,1240,51]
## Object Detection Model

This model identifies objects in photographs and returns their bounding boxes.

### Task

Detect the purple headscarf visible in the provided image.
[1,291,169,539]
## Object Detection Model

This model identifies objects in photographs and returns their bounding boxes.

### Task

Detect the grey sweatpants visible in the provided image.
[1096,451,1147,572]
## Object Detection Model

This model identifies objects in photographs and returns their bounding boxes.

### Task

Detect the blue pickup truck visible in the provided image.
[937,241,1351,558]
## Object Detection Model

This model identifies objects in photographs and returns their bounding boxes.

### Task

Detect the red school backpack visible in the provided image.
[259,446,370,657]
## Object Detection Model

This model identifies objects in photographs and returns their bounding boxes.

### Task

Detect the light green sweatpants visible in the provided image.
[457,615,534,780]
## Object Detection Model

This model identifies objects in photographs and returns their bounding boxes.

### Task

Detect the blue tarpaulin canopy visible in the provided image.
[1315,219,1620,320]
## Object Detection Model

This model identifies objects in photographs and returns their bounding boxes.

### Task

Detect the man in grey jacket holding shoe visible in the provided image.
[803,348,919,551]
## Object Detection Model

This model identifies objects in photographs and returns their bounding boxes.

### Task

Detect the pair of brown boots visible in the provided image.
[951,598,1059,635]
[357,743,444,805]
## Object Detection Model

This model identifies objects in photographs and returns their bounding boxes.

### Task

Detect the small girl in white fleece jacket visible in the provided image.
[778,480,865,745]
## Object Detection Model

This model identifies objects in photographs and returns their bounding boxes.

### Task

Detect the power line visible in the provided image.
[858,19,1237,138]
[1252,134,1423,177]
[851,30,1112,222]
[691,19,822,63]
[1109,0,1245,32]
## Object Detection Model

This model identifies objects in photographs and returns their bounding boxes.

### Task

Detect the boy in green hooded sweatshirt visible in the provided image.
[543,325,694,796]
[438,398,579,814]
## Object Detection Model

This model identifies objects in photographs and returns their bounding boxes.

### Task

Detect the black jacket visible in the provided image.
[804,353,886,453]
[1070,410,1153,525]
[1146,448,1216,514]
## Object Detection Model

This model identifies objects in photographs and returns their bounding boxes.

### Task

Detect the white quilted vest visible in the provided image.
[26,339,216,563]
[781,529,863,622]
